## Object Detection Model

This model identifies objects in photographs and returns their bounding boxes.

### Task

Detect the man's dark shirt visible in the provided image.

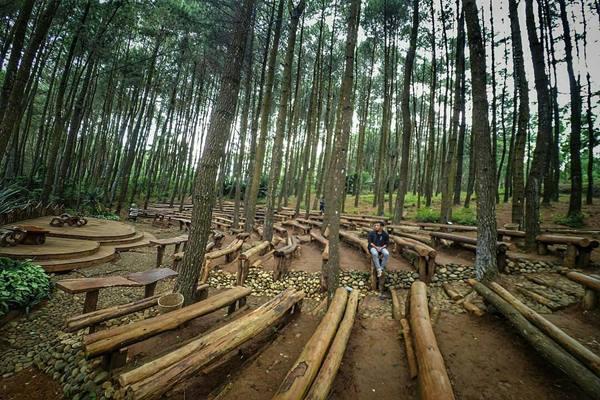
[367,230,389,251]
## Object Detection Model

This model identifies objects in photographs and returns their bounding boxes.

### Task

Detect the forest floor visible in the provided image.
[1,216,599,400]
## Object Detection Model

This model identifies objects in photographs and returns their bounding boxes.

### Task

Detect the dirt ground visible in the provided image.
[1,218,599,400]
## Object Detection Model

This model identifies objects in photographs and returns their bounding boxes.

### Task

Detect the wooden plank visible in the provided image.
[127,268,178,285]
[57,276,141,294]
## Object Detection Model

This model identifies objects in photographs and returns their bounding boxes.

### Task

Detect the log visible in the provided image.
[65,294,161,332]
[205,239,243,260]
[583,289,598,311]
[390,289,405,320]
[564,271,600,292]
[462,301,485,316]
[391,235,437,258]
[524,275,581,297]
[515,286,561,311]
[84,287,252,358]
[410,281,455,400]
[273,288,349,400]
[400,318,418,379]
[305,290,360,400]
[488,281,600,377]
[536,234,593,248]
[468,279,600,398]
[119,289,305,400]
[442,283,462,301]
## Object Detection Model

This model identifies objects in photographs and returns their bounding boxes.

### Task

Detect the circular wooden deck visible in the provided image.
[0,237,100,261]
[5,217,137,241]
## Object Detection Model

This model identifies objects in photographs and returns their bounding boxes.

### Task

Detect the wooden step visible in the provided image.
[38,246,119,273]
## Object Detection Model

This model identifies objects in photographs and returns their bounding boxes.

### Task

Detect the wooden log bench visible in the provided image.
[84,286,252,370]
[536,234,599,268]
[415,222,477,233]
[497,229,525,242]
[212,219,232,230]
[237,241,271,286]
[152,214,171,228]
[282,220,311,235]
[273,288,349,400]
[199,238,245,282]
[171,241,215,270]
[562,271,600,310]
[126,268,178,298]
[273,224,289,237]
[171,218,191,231]
[429,231,509,272]
[117,288,304,400]
[149,235,188,268]
[273,236,300,280]
[391,235,437,283]
[57,276,143,315]
[339,230,382,291]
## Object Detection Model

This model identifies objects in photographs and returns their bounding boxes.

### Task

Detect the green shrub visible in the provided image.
[554,213,585,228]
[453,207,477,225]
[92,211,120,221]
[415,208,440,223]
[0,258,53,317]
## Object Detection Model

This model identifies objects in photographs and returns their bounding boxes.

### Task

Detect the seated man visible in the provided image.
[128,203,140,222]
[367,221,389,278]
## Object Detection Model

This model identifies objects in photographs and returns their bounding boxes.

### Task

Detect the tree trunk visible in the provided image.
[523,0,552,248]
[463,0,498,281]
[244,0,285,232]
[264,0,306,241]
[393,0,419,222]
[323,0,360,298]
[174,0,255,305]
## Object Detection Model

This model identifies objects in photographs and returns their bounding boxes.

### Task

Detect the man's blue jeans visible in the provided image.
[370,247,389,271]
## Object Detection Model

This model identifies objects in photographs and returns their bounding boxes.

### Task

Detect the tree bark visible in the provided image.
[174,0,255,305]
[463,0,498,281]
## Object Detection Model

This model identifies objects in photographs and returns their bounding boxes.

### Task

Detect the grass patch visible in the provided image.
[452,207,477,225]
[415,208,440,223]
[554,212,585,228]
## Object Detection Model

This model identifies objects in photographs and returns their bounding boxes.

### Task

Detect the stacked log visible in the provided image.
[410,281,455,400]
[118,288,305,400]
[468,279,600,398]
[487,281,600,376]
[273,288,349,399]
[84,287,252,358]
[305,290,360,400]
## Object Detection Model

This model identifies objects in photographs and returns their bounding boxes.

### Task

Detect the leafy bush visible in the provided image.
[554,212,585,228]
[415,208,440,223]
[91,211,120,221]
[0,184,34,215]
[453,207,477,225]
[0,258,52,317]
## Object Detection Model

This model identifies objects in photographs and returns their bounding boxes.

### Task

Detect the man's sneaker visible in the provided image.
[377,269,383,278]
